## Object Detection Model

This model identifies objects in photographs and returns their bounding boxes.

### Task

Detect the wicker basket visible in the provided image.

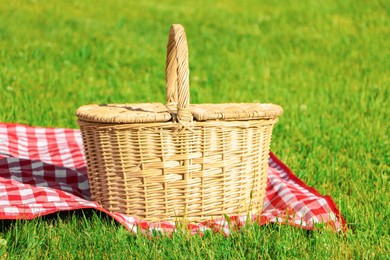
[76,24,283,222]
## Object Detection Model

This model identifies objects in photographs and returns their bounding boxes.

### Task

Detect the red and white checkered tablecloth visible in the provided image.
[0,123,346,235]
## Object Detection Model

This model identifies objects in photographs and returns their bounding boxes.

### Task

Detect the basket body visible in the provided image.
[78,118,277,222]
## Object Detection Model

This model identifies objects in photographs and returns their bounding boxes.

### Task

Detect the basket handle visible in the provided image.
[166,24,192,124]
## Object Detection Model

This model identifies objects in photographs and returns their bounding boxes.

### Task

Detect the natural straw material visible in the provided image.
[76,24,283,222]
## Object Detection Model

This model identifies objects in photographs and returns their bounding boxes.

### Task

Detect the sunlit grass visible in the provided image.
[0,0,389,258]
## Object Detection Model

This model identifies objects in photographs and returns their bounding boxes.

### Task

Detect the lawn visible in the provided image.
[0,0,389,258]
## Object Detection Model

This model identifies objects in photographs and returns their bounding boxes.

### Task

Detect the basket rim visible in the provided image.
[76,102,283,123]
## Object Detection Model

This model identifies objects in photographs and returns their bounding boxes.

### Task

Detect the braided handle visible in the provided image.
[166,24,191,123]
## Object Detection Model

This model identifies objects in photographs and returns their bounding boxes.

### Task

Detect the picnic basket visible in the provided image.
[76,24,283,222]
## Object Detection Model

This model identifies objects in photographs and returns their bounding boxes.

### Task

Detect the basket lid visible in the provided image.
[190,103,283,121]
[76,103,172,123]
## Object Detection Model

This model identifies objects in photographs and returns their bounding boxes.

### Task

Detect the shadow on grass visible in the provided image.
[0,208,120,233]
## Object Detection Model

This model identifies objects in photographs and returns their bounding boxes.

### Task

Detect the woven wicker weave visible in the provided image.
[76,24,283,222]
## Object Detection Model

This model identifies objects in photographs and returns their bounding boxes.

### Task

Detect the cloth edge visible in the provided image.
[269,151,347,231]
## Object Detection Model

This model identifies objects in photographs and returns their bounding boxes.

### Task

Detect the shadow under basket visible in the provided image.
[76,24,283,222]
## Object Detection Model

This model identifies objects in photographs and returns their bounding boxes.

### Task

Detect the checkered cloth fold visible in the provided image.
[0,123,346,234]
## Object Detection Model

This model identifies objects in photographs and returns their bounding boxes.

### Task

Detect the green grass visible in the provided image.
[0,0,389,258]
